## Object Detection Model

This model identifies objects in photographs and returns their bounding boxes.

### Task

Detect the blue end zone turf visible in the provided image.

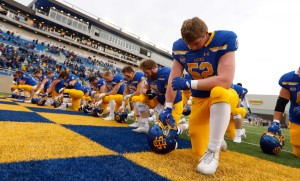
[0,101,19,105]
[0,110,53,123]
[0,155,168,181]
[64,125,192,154]
[27,107,85,115]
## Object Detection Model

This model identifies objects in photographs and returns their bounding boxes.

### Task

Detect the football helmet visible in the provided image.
[260,132,285,155]
[182,106,191,116]
[91,107,104,117]
[31,97,40,104]
[115,111,128,123]
[53,99,62,108]
[83,104,93,114]
[147,120,179,154]
[11,93,18,98]
[37,99,46,106]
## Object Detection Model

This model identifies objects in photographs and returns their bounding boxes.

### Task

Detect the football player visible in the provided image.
[120,65,147,130]
[14,70,38,102]
[271,66,300,158]
[162,17,238,174]
[57,71,84,111]
[136,59,183,133]
[95,71,125,120]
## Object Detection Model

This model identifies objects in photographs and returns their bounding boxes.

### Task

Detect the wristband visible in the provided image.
[165,102,173,109]
[191,80,198,89]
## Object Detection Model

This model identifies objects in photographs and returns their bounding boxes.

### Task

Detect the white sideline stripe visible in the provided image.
[225,138,293,153]
[246,131,290,139]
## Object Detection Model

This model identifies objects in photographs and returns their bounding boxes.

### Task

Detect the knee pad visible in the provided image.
[232,107,247,118]
[210,86,230,103]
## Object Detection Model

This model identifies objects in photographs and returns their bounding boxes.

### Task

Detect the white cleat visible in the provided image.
[132,125,149,134]
[241,128,246,139]
[148,115,156,122]
[24,100,32,104]
[233,136,242,143]
[103,115,115,121]
[196,149,220,175]
[55,104,66,110]
[127,111,134,117]
[220,139,227,151]
[128,122,140,128]
[179,118,187,124]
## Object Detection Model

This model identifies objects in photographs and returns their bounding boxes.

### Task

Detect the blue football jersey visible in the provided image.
[96,78,106,91]
[40,74,51,90]
[124,71,145,94]
[279,71,300,124]
[172,30,238,98]
[55,78,65,93]
[146,67,182,105]
[66,74,82,90]
[20,72,37,86]
[231,84,243,98]
[106,74,125,94]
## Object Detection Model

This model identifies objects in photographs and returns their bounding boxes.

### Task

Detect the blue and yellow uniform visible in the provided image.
[39,74,51,93]
[172,30,238,156]
[103,74,125,111]
[95,78,106,91]
[17,72,38,92]
[82,86,92,103]
[63,74,84,111]
[278,70,300,157]
[146,67,183,124]
[125,71,144,94]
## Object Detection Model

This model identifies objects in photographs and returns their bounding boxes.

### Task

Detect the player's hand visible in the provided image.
[146,89,156,100]
[123,94,132,101]
[34,90,40,95]
[166,114,176,129]
[159,107,172,125]
[172,76,191,90]
[99,93,106,99]
[268,120,281,136]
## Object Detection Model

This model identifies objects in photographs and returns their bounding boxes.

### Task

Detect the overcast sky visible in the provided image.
[16,0,300,95]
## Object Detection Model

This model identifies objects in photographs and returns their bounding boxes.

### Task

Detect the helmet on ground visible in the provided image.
[91,107,104,117]
[115,111,127,123]
[260,132,284,155]
[147,122,178,154]
[53,99,62,108]
[31,97,40,104]
[83,104,93,114]
[37,99,46,106]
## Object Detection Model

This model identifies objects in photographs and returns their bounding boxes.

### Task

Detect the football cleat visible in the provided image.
[220,139,227,151]
[132,124,149,134]
[128,121,140,128]
[241,128,246,139]
[233,136,242,143]
[196,149,220,175]
[127,111,134,117]
[103,115,115,121]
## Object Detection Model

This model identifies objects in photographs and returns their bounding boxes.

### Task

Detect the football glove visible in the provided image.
[172,76,191,90]
[146,89,157,100]
[268,120,282,136]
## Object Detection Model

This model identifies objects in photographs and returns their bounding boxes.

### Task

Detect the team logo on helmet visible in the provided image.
[147,121,179,154]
